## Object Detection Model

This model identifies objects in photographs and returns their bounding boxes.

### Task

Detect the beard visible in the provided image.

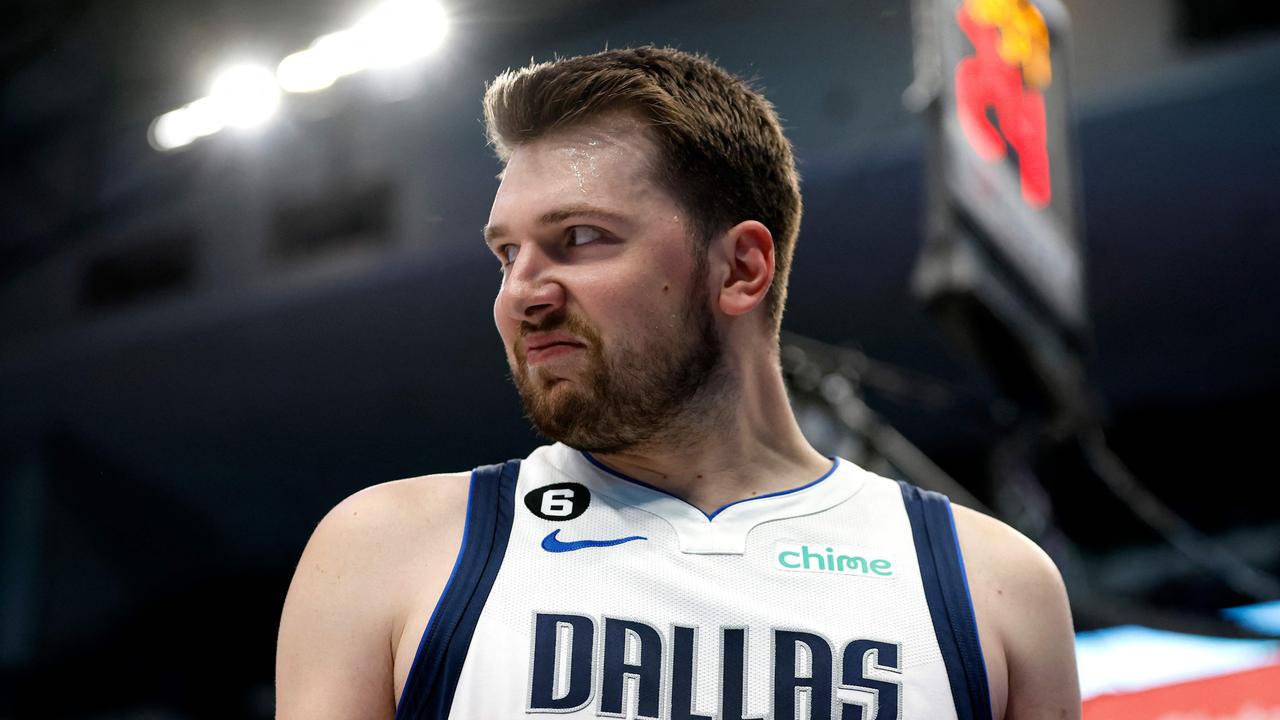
[509,275,725,454]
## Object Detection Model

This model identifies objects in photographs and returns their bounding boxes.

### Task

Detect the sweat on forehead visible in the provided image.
[495,110,659,179]
[491,129,676,230]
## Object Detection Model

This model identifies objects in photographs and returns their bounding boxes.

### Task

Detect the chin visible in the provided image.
[530,369,571,388]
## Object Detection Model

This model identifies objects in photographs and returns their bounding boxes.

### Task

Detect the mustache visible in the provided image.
[519,311,598,347]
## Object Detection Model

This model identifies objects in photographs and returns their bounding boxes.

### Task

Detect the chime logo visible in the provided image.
[774,542,896,578]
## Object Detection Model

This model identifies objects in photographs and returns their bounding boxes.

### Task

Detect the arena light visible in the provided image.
[147,96,229,151]
[208,63,281,129]
[276,35,356,94]
[276,48,332,94]
[182,97,227,136]
[349,0,449,69]
[276,1,448,92]
[149,1,449,151]
[149,109,199,151]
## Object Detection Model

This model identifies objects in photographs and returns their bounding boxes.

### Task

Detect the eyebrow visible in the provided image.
[483,205,631,246]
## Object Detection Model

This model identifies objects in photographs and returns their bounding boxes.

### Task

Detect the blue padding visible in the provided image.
[395,460,520,720]
[899,481,993,720]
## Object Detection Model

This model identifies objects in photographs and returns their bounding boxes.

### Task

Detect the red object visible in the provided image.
[954,5,1052,209]
[1083,663,1280,719]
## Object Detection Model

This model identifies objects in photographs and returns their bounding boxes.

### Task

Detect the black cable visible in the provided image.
[1078,424,1280,602]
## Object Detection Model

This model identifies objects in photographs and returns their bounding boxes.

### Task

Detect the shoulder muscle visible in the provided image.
[275,472,471,720]
[952,504,1081,720]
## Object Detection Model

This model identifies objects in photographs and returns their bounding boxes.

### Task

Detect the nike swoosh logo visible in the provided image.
[541,529,647,553]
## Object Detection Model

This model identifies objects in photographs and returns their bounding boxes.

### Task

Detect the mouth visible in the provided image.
[525,340,585,365]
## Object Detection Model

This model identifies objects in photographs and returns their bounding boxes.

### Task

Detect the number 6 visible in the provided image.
[541,488,575,517]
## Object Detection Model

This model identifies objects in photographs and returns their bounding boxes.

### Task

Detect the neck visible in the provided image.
[587,346,831,516]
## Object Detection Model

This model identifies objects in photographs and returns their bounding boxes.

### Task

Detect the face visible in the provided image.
[485,115,726,453]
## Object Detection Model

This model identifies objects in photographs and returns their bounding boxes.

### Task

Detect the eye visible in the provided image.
[567,226,602,246]
[497,244,518,267]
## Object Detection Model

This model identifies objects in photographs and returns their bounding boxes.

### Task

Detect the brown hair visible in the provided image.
[483,46,802,334]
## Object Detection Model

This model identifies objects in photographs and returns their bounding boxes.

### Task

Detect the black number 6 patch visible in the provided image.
[523,482,591,521]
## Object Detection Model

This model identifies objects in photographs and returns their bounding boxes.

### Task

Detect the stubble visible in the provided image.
[509,273,727,454]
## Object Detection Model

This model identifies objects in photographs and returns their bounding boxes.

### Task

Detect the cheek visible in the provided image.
[603,279,684,334]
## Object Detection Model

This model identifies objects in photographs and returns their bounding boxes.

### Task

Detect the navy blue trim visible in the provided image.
[899,481,993,720]
[580,452,839,520]
[948,504,992,690]
[394,460,520,720]
[394,475,473,713]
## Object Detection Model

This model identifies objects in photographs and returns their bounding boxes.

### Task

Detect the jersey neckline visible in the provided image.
[549,444,867,555]
[580,450,841,521]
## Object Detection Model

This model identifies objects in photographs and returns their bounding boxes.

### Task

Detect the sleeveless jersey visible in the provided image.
[395,443,992,720]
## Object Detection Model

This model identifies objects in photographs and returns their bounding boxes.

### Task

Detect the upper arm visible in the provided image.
[999,544,1080,720]
[953,505,1081,720]
[275,474,469,720]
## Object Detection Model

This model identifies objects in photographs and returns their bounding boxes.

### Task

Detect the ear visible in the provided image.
[714,220,775,318]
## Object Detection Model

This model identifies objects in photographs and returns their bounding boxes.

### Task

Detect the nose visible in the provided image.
[499,244,565,325]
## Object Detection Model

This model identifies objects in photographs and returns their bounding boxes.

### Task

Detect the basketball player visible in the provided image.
[276,47,1081,720]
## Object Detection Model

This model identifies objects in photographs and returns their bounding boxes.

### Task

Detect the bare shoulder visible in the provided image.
[324,471,472,549]
[950,504,1064,595]
[276,471,471,720]
[297,471,472,600]
[950,503,1081,720]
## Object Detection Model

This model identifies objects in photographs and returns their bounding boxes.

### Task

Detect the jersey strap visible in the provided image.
[395,460,521,720]
[899,481,994,720]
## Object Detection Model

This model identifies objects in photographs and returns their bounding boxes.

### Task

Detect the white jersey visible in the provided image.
[395,443,991,720]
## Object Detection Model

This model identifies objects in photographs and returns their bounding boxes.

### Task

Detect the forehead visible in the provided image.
[489,114,672,222]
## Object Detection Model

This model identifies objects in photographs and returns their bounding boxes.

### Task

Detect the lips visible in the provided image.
[522,332,586,365]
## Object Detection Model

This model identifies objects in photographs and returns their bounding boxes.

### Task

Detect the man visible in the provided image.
[276,46,1080,720]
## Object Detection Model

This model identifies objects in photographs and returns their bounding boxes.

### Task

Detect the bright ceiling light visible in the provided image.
[276,48,337,94]
[276,2,449,95]
[208,63,281,129]
[149,2,450,150]
[147,96,227,151]
[351,0,449,69]
[311,30,368,79]
[149,108,198,151]
[276,29,372,94]
[182,96,227,137]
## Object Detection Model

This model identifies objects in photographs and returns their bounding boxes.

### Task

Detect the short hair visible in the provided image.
[482,46,802,334]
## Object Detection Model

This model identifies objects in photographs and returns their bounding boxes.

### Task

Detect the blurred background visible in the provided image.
[1,0,1278,717]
